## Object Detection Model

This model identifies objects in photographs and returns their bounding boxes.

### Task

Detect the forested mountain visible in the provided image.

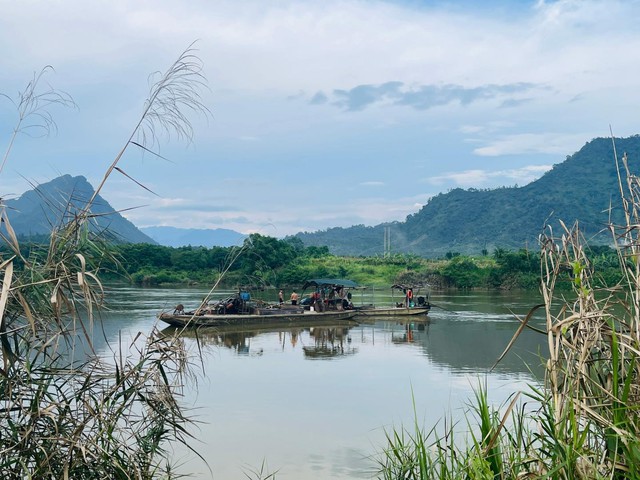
[294,136,640,257]
[3,175,155,244]
[8,135,639,256]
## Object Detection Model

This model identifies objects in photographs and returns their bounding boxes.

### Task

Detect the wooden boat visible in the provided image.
[354,283,431,317]
[158,308,358,328]
[355,305,430,317]
[158,280,365,328]
[157,282,359,328]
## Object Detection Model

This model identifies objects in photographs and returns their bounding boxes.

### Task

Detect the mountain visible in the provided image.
[9,135,637,254]
[141,226,246,248]
[294,136,640,256]
[3,174,155,244]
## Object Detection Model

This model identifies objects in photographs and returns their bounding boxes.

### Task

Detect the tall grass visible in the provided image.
[377,140,640,479]
[0,45,209,478]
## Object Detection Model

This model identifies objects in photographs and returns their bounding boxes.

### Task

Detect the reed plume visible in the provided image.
[0,44,210,478]
[377,139,640,479]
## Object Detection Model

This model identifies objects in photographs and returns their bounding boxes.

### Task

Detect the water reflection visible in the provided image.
[389,320,428,344]
[94,286,549,479]
[416,313,546,377]
[163,324,361,359]
[162,310,545,378]
[304,326,357,359]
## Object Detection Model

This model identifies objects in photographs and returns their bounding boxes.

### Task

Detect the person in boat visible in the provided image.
[290,290,299,305]
[336,287,345,310]
[328,288,336,309]
[405,288,414,308]
[319,288,326,312]
[311,290,323,311]
[278,290,284,304]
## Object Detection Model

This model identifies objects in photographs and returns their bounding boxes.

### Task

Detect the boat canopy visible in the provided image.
[302,278,360,290]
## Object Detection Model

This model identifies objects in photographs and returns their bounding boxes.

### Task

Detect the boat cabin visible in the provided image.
[301,278,360,312]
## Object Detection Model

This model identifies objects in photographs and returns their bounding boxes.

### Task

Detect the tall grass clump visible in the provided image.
[377,139,640,479]
[0,45,209,478]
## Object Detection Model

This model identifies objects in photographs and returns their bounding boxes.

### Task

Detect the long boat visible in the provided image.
[353,283,431,317]
[157,279,431,328]
[158,308,358,328]
[158,279,365,328]
[354,305,430,317]
[157,291,360,329]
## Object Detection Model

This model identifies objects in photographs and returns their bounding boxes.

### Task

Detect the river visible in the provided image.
[94,285,548,479]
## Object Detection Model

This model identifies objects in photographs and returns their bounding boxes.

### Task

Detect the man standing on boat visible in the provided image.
[290,290,299,305]
[405,288,413,308]
[279,290,284,304]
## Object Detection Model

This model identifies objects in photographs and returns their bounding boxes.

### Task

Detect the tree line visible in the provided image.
[54,234,619,290]
[9,233,622,290]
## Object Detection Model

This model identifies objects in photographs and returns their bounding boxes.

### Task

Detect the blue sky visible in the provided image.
[2,0,640,237]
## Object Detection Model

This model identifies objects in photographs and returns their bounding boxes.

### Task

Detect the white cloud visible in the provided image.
[429,170,490,187]
[459,125,485,134]
[3,0,640,237]
[473,133,587,156]
[4,0,637,92]
[428,165,553,188]
[460,121,516,136]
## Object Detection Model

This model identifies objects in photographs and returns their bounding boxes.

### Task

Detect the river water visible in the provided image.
[94,285,548,479]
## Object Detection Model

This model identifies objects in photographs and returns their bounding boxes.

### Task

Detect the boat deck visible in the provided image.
[158,309,359,328]
[355,306,430,316]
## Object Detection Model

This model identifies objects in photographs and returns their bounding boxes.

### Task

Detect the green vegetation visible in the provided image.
[99,238,482,287]
[5,43,640,480]
[91,236,622,291]
[376,149,640,479]
[0,47,209,478]
[296,135,640,257]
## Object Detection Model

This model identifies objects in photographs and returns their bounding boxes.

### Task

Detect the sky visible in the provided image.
[1,0,640,237]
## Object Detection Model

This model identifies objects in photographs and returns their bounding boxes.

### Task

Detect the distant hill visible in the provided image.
[3,175,155,244]
[141,226,246,248]
[294,136,640,256]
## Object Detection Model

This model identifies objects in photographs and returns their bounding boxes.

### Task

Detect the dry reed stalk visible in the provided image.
[538,141,640,477]
[0,44,211,478]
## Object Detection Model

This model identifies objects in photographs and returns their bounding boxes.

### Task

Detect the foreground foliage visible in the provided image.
[4,50,638,480]
[0,47,207,478]
[377,147,640,479]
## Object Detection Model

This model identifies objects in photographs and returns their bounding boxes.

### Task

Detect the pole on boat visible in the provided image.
[429,302,458,314]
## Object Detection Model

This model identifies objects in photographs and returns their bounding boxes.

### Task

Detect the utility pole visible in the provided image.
[384,226,391,257]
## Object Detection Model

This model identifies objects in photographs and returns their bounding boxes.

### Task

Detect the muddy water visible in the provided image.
[97,285,547,479]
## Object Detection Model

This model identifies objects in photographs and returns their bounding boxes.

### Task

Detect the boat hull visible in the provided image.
[158,309,359,328]
[355,306,430,317]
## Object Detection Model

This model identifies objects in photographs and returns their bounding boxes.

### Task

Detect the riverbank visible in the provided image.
[98,239,620,290]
